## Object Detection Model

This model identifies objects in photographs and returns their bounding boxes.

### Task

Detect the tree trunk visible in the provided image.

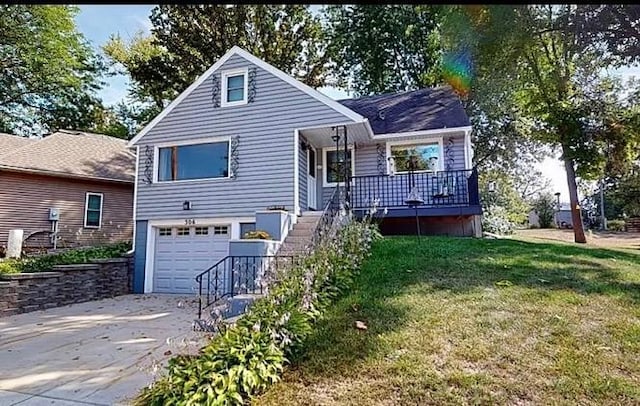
[562,149,587,243]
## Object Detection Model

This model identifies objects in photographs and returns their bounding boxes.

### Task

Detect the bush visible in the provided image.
[482,205,515,235]
[532,193,556,228]
[0,242,131,275]
[135,218,379,405]
[607,219,626,232]
[243,230,272,240]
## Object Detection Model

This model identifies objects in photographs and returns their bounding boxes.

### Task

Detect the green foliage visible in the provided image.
[607,220,626,232]
[482,205,516,235]
[242,230,272,240]
[104,5,328,117]
[324,5,442,96]
[0,5,105,136]
[0,242,131,275]
[479,169,529,226]
[135,219,377,405]
[532,193,557,229]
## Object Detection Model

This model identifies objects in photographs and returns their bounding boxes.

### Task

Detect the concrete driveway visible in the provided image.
[0,294,208,405]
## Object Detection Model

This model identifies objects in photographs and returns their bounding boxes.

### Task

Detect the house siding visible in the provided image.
[133,220,147,293]
[0,171,133,249]
[321,134,468,207]
[134,54,352,221]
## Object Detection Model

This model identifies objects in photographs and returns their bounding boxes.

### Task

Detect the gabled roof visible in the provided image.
[0,130,135,183]
[338,86,471,135]
[128,46,368,146]
[0,132,36,153]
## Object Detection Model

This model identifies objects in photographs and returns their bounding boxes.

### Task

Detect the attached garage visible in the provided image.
[153,225,230,293]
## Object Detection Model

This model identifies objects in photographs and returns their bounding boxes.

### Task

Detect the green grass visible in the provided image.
[256,236,640,405]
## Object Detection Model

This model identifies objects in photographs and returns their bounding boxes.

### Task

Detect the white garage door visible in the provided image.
[153,225,230,294]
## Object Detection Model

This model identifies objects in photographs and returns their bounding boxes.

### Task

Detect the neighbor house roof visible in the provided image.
[337,86,471,135]
[0,130,135,183]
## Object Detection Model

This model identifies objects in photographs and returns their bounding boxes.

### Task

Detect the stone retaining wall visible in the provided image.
[0,256,133,317]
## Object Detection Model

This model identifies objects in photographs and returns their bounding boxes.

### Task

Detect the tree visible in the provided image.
[532,192,557,228]
[324,5,442,96]
[444,5,640,243]
[104,5,328,113]
[0,5,105,136]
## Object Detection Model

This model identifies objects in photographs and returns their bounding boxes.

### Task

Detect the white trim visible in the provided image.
[464,129,474,169]
[220,67,248,107]
[152,136,232,183]
[372,126,472,140]
[83,192,104,229]
[128,46,365,146]
[142,217,255,293]
[385,138,444,174]
[293,129,300,216]
[322,145,355,188]
[132,146,139,251]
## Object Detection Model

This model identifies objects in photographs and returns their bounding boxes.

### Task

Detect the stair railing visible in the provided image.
[305,186,343,254]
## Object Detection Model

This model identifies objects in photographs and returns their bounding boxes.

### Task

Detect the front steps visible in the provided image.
[278,211,322,256]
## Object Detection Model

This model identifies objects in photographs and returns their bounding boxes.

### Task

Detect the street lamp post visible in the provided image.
[554,192,561,228]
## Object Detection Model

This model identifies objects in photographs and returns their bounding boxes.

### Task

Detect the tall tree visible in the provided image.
[104,5,328,113]
[445,5,640,243]
[0,5,105,136]
[324,5,442,96]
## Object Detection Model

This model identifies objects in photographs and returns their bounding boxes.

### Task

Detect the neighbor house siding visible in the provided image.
[298,136,308,211]
[0,170,133,249]
[321,134,468,207]
[133,220,148,293]
[134,54,352,221]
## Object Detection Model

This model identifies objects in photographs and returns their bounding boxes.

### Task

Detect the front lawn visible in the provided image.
[257,236,640,405]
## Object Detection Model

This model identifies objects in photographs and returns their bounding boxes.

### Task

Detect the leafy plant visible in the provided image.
[243,230,272,240]
[135,217,378,405]
[482,205,516,235]
[607,219,626,232]
[532,193,557,229]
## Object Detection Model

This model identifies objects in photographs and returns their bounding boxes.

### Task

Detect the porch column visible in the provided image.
[343,125,350,209]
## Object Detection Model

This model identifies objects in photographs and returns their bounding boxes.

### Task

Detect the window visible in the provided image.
[195,227,209,236]
[177,227,190,236]
[213,226,229,235]
[84,192,103,228]
[387,140,443,173]
[221,68,248,107]
[158,227,172,236]
[157,141,229,181]
[323,147,354,187]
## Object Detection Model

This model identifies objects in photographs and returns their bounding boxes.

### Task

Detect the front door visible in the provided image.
[307,146,317,210]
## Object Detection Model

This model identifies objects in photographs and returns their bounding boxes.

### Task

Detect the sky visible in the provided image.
[75,5,639,203]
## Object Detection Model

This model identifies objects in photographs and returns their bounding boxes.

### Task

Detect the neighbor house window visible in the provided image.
[323,147,354,187]
[388,140,443,173]
[157,140,229,181]
[84,192,103,228]
[221,68,248,107]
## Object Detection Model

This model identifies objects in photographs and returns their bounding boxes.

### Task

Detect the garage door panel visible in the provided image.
[153,225,230,294]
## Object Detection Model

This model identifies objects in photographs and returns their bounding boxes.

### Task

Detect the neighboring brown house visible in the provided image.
[0,130,135,252]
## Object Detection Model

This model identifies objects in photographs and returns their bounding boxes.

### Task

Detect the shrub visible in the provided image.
[135,218,378,405]
[607,219,626,232]
[482,205,515,235]
[0,242,131,275]
[243,230,272,240]
[532,193,556,228]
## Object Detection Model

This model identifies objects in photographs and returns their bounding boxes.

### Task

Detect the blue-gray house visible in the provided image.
[128,46,481,294]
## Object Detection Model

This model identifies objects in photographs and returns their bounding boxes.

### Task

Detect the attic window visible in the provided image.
[221,68,248,107]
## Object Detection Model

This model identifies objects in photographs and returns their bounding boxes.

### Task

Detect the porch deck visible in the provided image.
[350,168,482,218]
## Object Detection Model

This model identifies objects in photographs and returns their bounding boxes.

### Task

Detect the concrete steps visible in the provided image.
[278,211,322,256]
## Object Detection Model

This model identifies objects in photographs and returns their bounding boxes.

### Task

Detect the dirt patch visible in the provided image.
[514,228,640,250]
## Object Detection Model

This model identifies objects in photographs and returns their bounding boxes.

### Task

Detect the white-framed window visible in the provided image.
[322,146,355,187]
[213,226,229,235]
[195,227,209,236]
[156,138,231,182]
[176,227,190,236]
[158,227,172,236]
[386,139,444,174]
[221,68,248,107]
[84,192,103,228]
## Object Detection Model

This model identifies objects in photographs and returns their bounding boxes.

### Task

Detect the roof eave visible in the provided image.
[0,165,134,185]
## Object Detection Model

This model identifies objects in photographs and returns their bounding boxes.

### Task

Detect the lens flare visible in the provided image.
[442,50,473,97]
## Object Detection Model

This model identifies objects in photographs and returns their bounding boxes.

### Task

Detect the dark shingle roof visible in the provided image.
[338,86,470,135]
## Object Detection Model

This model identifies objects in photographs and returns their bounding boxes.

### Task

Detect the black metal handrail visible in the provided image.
[305,186,342,253]
[195,255,294,319]
[350,168,479,210]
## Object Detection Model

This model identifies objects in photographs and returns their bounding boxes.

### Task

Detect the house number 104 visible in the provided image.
[185,219,196,225]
